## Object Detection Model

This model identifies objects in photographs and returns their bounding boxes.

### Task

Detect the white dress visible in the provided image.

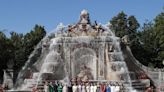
[78,85,82,92]
[115,86,120,92]
[63,85,68,92]
[90,86,94,92]
[81,85,86,92]
[93,86,97,92]
[110,86,115,92]
[86,86,90,92]
[73,85,78,92]
[44,85,49,92]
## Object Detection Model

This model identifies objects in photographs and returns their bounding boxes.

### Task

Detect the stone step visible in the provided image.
[131,80,149,91]
[132,83,145,86]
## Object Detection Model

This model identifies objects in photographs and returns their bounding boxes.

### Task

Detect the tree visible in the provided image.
[23,25,46,57]
[110,11,128,37]
[110,11,140,39]
[0,31,13,83]
[138,22,155,66]
[137,10,164,68]
[10,32,25,69]
[153,11,164,67]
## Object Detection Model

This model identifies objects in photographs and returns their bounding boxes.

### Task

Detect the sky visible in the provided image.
[0,0,164,35]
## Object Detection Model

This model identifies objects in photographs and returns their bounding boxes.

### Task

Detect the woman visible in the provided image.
[57,83,63,92]
[78,83,82,92]
[100,83,106,92]
[72,83,78,92]
[90,83,94,92]
[81,83,86,92]
[49,82,55,92]
[93,83,97,92]
[96,83,100,92]
[63,84,68,92]
[105,83,111,92]
[44,81,49,92]
[86,83,90,92]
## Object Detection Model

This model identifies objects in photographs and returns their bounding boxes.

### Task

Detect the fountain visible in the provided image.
[8,10,137,92]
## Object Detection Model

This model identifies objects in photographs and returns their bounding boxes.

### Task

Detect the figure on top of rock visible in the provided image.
[78,9,91,24]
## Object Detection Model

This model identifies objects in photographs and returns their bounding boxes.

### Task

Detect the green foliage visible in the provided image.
[110,11,128,37]
[132,11,164,67]
[15,25,46,71]
[154,12,164,61]
[0,32,13,81]
[24,25,46,57]
[138,22,155,65]
[0,25,46,82]
[110,11,140,39]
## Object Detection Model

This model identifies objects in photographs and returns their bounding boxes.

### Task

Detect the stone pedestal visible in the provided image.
[3,69,14,89]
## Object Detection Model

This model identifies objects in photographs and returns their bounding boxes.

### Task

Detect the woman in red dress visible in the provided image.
[100,83,106,92]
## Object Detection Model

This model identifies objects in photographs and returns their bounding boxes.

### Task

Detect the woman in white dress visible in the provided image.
[110,83,115,92]
[93,83,97,92]
[63,84,68,92]
[72,83,78,92]
[90,83,94,92]
[44,81,49,92]
[115,84,120,92]
[78,83,82,92]
[86,83,90,92]
[81,83,86,92]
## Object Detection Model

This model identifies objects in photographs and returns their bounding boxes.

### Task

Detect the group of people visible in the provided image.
[0,84,4,92]
[145,86,154,92]
[137,71,149,79]
[0,84,10,92]
[42,81,127,92]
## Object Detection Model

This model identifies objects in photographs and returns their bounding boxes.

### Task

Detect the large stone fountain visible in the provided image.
[12,10,136,91]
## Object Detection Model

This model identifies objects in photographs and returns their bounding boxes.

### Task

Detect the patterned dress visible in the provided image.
[57,85,63,92]
[49,84,55,92]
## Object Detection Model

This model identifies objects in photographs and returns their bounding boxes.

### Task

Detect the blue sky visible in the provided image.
[0,0,163,34]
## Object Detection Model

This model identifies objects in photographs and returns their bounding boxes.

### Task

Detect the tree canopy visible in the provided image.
[110,11,140,39]
[138,11,164,67]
